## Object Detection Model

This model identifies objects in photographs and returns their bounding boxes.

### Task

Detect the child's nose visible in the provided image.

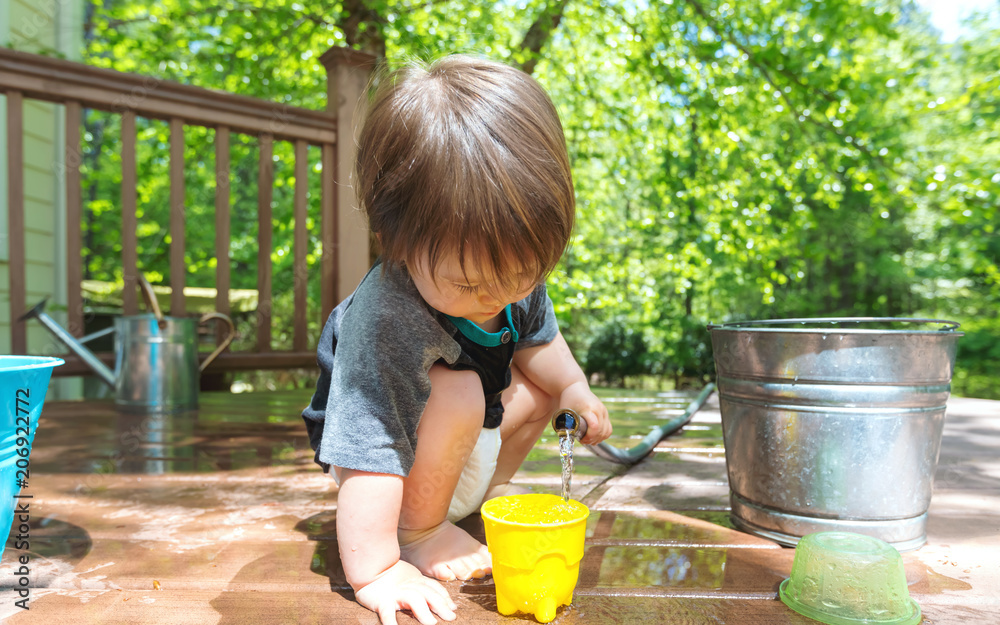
[479,292,502,307]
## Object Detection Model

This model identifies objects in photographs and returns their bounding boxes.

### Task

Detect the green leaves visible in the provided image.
[77,0,999,392]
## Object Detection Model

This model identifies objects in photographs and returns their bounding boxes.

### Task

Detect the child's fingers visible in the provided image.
[580,415,602,444]
[400,593,439,625]
[428,578,457,609]
[398,585,456,625]
[581,406,612,444]
[597,407,613,440]
[377,600,401,625]
[372,583,455,625]
[422,583,458,621]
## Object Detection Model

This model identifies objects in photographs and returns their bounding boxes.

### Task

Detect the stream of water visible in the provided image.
[559,433,574,501]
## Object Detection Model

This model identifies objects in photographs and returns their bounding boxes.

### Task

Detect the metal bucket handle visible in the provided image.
[710,317,962,332]
[136,274,165,328]
[198,312,236,372]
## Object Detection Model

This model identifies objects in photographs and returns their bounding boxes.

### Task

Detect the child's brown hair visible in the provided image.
[355,54,575,296]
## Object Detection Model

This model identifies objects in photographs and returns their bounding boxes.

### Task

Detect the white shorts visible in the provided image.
[446,426,502,522]
[330,427,502,523]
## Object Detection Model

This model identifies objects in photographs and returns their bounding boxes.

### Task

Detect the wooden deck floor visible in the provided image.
[1,388,997,623]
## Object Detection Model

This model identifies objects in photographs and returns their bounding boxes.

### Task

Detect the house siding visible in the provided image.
[1,0,83,398]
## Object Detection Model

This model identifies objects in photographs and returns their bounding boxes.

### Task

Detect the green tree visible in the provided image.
[74,0,999,394]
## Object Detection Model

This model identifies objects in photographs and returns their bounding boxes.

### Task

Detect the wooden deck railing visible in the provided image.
[1,46,376,375]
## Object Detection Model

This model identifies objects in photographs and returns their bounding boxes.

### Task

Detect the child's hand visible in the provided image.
[354,560,457,625]
[559,381,612,445]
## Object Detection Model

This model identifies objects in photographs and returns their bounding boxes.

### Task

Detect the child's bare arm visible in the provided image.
[337,470,402,587]
[337,469,457,624]
[512,331,613,445]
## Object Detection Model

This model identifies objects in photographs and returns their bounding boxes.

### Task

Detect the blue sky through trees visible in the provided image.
[916,0,997,40]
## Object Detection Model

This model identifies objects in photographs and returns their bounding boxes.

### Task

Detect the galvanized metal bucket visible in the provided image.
[709,318,963,551]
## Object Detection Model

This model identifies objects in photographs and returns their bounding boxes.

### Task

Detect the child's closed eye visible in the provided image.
[453,284,478,294]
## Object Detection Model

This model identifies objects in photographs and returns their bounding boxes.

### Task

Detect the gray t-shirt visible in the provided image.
[302,263,559,477]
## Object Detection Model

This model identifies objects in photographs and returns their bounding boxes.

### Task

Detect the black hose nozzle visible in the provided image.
[551,409,588,439]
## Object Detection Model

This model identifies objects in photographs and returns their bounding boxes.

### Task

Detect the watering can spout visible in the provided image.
[19,299,117,387]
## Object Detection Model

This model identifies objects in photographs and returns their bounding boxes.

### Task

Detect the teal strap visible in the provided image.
[445,305,519,347]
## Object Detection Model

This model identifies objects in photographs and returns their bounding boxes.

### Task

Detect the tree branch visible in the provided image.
[517,0,572,75]
[339,0,387,58]
[92,2,263,30]
[681,0,894,174]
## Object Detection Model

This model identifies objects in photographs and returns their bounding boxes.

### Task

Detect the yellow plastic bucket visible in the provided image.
[480,493,589,623]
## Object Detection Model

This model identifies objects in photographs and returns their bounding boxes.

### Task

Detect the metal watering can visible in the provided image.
[21,276,236,412]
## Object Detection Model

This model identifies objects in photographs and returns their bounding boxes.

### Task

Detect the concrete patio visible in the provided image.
[1,388,997,623]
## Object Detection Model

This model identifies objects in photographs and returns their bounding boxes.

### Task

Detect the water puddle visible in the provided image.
[673,510,737,529]
[906,559,973,593]
[592,546,727,588]
[33,393,315,475]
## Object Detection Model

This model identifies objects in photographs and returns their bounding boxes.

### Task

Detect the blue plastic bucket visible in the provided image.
[0,356,63,559]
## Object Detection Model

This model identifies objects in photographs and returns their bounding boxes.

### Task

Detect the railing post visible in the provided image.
[65,101,84,337]
[214,126,231,346]
[121,111,139,315]
[5,90,26,354]
[169,117,186,315]
[319,46,377,306]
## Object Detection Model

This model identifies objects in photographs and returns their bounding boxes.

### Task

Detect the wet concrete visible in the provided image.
[0,389,996,623]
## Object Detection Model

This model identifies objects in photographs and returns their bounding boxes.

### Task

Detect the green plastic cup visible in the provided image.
[780,532,921,625]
